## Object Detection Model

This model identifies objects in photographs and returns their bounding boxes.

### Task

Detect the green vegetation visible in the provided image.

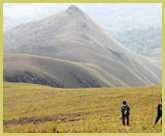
[3,82,162,133]
[112,27,162,58]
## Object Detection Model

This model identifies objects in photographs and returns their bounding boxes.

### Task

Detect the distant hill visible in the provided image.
[3,5,162,88]
[111,27,162,58]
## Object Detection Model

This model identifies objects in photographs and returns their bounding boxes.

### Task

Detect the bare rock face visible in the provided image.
[3,5,162,88]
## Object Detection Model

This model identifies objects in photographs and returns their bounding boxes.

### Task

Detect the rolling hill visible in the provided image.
[3,54,112,88]
[3,5,162,88]
[3,82,162,133]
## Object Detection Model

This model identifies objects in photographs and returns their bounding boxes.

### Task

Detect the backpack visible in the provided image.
[123,105,128,116]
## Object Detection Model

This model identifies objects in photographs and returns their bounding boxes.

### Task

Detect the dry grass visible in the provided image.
[3,82,162,133]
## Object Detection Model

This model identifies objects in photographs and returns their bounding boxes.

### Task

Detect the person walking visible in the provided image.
[121,101,130,126]
[155,98,162,125]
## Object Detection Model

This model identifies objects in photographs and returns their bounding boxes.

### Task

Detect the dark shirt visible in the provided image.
[157,103,162,115]
[121,104,130,115]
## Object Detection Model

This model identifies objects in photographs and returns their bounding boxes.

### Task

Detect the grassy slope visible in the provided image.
[3,82,162,133]
[3,53,162,88]
[3,53,114,88]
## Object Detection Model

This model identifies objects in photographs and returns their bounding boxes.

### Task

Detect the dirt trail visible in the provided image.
[3,112,93,126]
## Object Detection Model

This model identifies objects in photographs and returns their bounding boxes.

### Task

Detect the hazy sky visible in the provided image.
[3,3,162,32]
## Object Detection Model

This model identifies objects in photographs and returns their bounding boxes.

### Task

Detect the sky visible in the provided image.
[3,3,162,33]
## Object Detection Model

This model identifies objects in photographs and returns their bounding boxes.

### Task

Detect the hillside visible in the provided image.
[3,53,162,88]
[3,82,162,133]
[111,27,162,58]
[3,54,112,88]
[3,5,162,88]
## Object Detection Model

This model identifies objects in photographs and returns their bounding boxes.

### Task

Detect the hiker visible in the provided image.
[121,101,130,126]
[155,98,162,125]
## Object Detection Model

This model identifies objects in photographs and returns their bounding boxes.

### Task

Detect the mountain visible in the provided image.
[3,3,162,32]
[3,5,162,88]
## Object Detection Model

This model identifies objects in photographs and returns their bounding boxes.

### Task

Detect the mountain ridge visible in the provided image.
[3,5,162,88]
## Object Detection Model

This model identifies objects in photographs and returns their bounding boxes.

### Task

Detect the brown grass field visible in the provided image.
[3,82,162,133]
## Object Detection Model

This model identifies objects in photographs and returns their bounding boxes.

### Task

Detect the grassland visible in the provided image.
[3,82,162,133]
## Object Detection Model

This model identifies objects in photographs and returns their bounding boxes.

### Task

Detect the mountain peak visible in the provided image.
[66,5,82,14]
[68,5,79,11]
